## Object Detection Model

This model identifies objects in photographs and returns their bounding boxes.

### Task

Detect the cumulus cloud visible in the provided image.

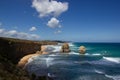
[32,0,68,17]
[29,26,37,31]
[0,28,5,33]
[32,0,69,33]
[6,30,18,37]
[0,28,40,40]
[47,17,60,28]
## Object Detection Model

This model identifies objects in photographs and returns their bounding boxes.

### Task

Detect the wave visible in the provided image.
[94,69,104,74]
[27,55,39,64]
[69,52,80,55]
[46,57,54,67]
[44,45,61,53]
[91,53,101,56]
[103,57,120,63]
[57,43,63,46]
[105,75,120,80]
[25,53,120,80]
[68,43,74,46]
[25,44,120,80]
[75,74,113,80]
[69,52,102,56]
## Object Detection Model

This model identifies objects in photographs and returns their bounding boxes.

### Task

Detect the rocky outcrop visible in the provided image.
[40,45,50,54]
[17,45,50,69]
[60,43,71,53]
[79,46,86,54]
[17,52,41,69]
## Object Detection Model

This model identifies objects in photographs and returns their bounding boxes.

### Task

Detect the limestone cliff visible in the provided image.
[0,37,57,64]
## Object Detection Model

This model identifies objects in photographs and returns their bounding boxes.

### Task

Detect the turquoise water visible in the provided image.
[25,43,120,80]
[70,43,120,57]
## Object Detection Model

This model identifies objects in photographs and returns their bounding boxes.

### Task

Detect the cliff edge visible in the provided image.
[0,37,58,64]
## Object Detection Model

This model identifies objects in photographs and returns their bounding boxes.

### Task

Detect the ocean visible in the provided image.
[25,42,120,80]
[70,43,120,57]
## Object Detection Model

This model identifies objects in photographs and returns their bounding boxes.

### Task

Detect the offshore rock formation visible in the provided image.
[79,46,86,54]
[61,43,71,53]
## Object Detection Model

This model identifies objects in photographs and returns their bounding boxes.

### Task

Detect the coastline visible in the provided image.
[1,37,120,80]
[0,37,58,64]
[0,37,60,80]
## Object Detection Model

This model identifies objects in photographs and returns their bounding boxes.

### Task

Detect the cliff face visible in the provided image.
[0,55,30,80]
[0,37,57,64]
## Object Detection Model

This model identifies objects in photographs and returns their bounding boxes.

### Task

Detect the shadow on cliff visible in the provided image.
[0,37,57,64]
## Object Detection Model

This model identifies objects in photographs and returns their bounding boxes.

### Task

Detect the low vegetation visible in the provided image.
[0,54,30,80]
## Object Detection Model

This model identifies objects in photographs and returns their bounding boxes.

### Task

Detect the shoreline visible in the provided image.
[0,37,61,80]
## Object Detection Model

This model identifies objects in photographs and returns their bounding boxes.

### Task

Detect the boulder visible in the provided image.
[79,46,86,54]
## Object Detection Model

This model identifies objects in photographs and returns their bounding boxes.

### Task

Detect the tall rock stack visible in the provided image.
[61,43,71,53]
[79,46,86,54]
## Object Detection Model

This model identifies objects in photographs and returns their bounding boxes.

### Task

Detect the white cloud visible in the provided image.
[30,34,40,39]
[0,28,40,40]
[0,28,5,33]
[32,0,68,17]
[6,30,18,37]
[47,17,60,28]
[29,26,37,31]
[54,30,62,34]
[32,0,69,32]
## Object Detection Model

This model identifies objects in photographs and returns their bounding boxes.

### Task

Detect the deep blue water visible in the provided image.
[25,43,120,80]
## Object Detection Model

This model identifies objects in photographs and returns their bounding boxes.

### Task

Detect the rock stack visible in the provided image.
[61,43,71,53]
[79,46,86,54]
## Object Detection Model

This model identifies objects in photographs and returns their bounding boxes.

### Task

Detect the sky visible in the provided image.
[0,0,120,42]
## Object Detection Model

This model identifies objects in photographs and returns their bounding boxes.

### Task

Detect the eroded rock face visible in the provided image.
[40,45,49,54]
[79,46,86,54]
[0,37,58,64]
[17,46,50,69]
[61,43,71,53]
[41,46,47,52]
[17,53,40,69]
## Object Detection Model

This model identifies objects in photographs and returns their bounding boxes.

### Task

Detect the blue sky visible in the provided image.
[0,0,120,42]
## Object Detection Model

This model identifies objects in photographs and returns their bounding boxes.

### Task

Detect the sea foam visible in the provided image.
[105,74,120,80]
[103,57,120,63]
